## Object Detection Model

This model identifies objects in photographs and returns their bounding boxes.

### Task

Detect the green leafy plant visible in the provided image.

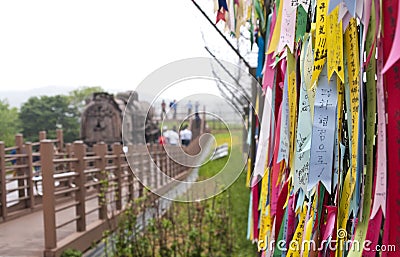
[60,248,82,257]
[101,132,255,257]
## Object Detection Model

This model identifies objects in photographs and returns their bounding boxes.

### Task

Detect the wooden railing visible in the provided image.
[0,130,65,221]
[39,141,190,257]
[0,130,195,256]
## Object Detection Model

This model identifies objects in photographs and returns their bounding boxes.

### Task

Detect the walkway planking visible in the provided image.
[0,197,100,257]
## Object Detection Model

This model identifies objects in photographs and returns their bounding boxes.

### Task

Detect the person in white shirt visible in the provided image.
[179,125,192,146]
[163,126,179,145]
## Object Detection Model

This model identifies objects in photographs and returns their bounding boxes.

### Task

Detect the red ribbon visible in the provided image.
[251,182,260,240]
[274,180,289,241]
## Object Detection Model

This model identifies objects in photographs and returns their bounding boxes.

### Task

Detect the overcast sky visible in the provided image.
[0,0,258,110]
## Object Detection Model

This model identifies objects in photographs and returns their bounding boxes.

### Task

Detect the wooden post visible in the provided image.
[93,143,107,220]
[201,106,206,134]
[176,149,180,176]
[148,146,153,189]
[172,148,176,178]
[73,141,86,232]
[66,143,73,171]
[174,149,178,177]
[166,149,171,178]
[56,129,64,153]
[15,134,25,201]
[171,148,175,178]
[178,148,182,174]
[150,146,155,189]
[64,143,74,198]
[184,148,189,168]
[138,152,144,197]
[159,148,164,186]
[0,142,7,220]
[112,143,123,211]
[155,149,160,189]
[127,145,134,201]
[39,131,47,141]
[178,150,182,174]
[162,148,167,185]
[25,143,35,209]
[41,140,57,250]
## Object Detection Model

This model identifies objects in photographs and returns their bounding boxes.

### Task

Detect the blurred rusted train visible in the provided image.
[80,91,160,146]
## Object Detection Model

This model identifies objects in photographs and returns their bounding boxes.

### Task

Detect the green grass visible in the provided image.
[169,130,255,256]
[196,131,256,256]
[197,156,229,180]
[229,171,256,256]
[198,131,230,180]
[212,131,232,146]
[198,129,242,180]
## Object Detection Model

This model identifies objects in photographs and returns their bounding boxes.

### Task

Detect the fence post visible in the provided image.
[41,140,57,250]
[138,151,144,197]
[73,141,87,232]
[177,150,182,175]
[171,148,176,178]
[112,143,123,211]
[179,148,183,174]
[25,143,35,209]
[149,144,155,189]
[0,142,7,220]
[173,148,178,177]
[201,106,206,134]
[56,129,64,153]
[159,147,164,187]
[184,148,189,168]
[127,145,134,201]
[39,131,47,141]
[171,148,175,178]
[93,143,107,220]
[162,147,167,185]
[125,145,137,201]
[15,134,26,201]
[66,143,73,171]
[155,146,160,189]
[166,148,171,179]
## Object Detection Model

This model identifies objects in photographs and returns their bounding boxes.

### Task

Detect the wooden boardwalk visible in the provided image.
[0,128,210,257]
[0,197,100,257]
[0,141,194,257]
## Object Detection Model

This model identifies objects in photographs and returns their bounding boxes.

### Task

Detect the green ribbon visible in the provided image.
[295,5,308,42]
[273,208,287,257]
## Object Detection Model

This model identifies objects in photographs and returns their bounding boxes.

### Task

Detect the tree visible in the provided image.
[68,86,104,114]
[0,99,21,146]
[20,95,79,143]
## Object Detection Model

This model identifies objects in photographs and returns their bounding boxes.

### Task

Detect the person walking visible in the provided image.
[161,100,167,120]
[190,112,202,139]
[195,101,200,113]
[187,100,193,115]
[180,125,192,146]
[170,100,177,119]
[163,126,179,145]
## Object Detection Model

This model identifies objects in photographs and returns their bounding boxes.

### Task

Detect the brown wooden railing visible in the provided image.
[39,141,190,257]
[0,130,65,221]
[0,130,195,257]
